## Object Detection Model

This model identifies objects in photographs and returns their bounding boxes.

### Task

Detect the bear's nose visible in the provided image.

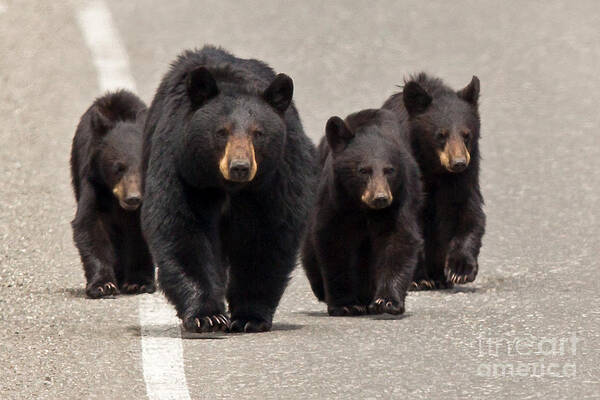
[124,195,141,208]
[229,159,250,181]
[370,193,392,209]
[450,158,467,172]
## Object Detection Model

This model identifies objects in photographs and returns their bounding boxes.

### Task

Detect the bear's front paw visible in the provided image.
[327,304,368,317]
[368,297,405,315]
[444,249,478,284]
[183,314,230,333]
[409,280,454,291]
[86,280,119,299]
[228,317,272,333]
[121,281,156,295]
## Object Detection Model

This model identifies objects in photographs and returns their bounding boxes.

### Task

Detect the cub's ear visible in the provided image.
[403,81,432,116]
[457,75,480,105]
[90,105,114,136]
[326,116,354,153]
[187,67,219,108]
[263,74,293,113]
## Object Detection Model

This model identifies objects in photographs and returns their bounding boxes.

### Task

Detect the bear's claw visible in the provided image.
[368,297,405,315]
[409,279,454,291]
[228,318,272,333]
[444,251,478,285]
[122,282,157,295]
[327,304,368,317]
[184,314,230,333]
[87,281,119,298]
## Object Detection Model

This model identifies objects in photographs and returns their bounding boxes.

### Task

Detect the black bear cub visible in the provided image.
[383,73,486,289]
[141,46,317,333]
[302,109,423,316]
[71,90,155,298]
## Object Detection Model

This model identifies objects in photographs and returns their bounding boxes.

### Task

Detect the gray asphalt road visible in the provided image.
[1,1,599,399]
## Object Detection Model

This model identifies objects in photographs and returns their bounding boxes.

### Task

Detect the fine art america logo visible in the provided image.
[476,333,580,378]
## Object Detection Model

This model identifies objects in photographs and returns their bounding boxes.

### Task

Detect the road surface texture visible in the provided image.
[1,0,599,399]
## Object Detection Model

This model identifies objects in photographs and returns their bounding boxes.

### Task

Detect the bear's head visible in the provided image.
[180,67,294,187]
[90,101,145,211]
[326,110,408,210]
[403,75,480,174]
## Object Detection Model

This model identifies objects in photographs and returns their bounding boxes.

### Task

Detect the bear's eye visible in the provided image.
[253,130,263,138]
[436,130,448,141]
[114,162,126,174]
[358,167,372,175]
[216,128,228,138]
[462,130,472,141]
[383,167,395,175]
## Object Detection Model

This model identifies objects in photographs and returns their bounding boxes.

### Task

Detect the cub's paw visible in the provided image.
[327,304,368,317]
[409,280,454,291]
[183,314,230,333]
[445,250,478,284]
[228,317,272,333]
[121,281,156,295]
[368,297,405,315]
[86,281,119,299]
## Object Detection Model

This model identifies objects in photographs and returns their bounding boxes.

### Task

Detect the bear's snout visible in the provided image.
[113,174,142,211]
[439,135,471,173]
[229,159,251,181]
[361,177,393,210]
[219,134,258,183]
[370,192,393,209]
[449,157,468,172]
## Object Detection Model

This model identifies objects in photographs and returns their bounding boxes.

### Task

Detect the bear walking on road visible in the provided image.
[71,90,155,298]
[302,109,423,316]
[141,46,317,333]
[383,73,486,289]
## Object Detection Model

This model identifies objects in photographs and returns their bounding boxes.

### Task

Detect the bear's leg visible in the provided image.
[227,254,294,332]
[143,188,229,333]
[313,228,366,317]
[225,218,300,332]
[356,239,374,306]
[412,236,454,290]
[443,192,485,285]
[409,247,434,290]
[300,236,325,302]
[71,185,119,298]
[120,234,156,295]
[369,227,421,315]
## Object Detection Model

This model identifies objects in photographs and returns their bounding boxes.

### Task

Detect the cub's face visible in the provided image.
[182,68,293,186]
[403,77,481,174]
[97,122,143,211]
[326,116,404,210]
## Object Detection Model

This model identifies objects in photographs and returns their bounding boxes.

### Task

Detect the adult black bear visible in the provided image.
[71,90,155,298]
[383,73,485,289]
[141,46,317,333]
[302,109,423,316]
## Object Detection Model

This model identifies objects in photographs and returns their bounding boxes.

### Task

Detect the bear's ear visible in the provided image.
[457,76,480,105]
[187,67,219,108]
[326,116,354,153]
[90,105,114,136]
[263,74,293,113]
[403,81,432,116]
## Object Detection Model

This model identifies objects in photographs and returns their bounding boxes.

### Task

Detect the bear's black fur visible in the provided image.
[383,73,485,289]
[302,109,423,316]
[141,46,317,333]
[70,90,155,298]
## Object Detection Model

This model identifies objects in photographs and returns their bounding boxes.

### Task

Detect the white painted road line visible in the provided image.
[139,295,192,400]
[75,1,191,399]
[76,0,136,92]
